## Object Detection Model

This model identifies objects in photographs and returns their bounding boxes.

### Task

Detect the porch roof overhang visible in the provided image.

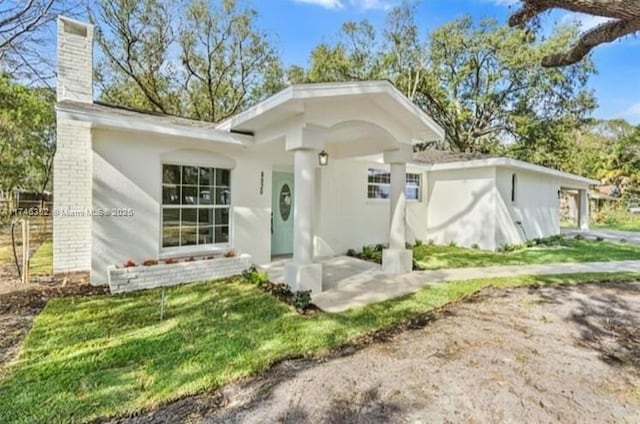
[56,100,254,146]
[216,81,445,144]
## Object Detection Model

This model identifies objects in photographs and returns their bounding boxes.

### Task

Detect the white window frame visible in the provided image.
[367,168,422,202]
[160,163,231,254]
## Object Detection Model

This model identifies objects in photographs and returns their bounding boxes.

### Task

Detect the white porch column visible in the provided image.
[293,149,315,265]
[578,189,590,231]
[382,146,413,274]
[284,125,325,293]
[389,163,407,250]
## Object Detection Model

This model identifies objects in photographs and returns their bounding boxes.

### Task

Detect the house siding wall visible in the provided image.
[495,167,590,246]
[425,167,497,250]
[91,129,271,285]
[313,159,428,256]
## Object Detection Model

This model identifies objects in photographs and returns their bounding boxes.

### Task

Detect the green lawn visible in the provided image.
[1,272,639,423]
[591,209,640,232]
[592,221,640,232]
[413,238,640,270]
[29,240,52,276]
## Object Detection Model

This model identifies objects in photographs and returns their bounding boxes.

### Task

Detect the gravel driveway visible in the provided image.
[112,282,640,424]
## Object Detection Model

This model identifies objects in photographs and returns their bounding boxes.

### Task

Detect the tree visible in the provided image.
[1,0,80,84]
[0,74,55,198]
[509,0,640,67]
[418,18,596,153]
[179,0,284,122]
[92,0,285,122]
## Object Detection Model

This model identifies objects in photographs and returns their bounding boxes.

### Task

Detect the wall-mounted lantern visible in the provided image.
[318,150,329,166]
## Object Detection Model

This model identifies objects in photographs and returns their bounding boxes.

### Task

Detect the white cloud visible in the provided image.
[290,0,344,9]
[289,0,395,10]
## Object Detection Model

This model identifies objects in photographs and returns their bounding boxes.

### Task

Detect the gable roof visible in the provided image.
[216,81,445,142]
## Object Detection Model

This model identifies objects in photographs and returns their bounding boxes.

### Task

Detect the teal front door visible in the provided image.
[271,172,294,256]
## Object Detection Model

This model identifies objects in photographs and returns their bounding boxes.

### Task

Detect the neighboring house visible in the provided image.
[53,17,596,292]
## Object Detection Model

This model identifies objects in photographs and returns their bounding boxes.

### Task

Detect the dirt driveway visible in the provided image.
[111,282,640,424]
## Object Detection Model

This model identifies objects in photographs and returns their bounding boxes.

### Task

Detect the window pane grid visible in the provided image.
[162,164,230,248]
[367,168,421,201]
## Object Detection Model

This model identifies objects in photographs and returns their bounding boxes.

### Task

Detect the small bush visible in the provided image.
[346,248,357,257]
[224,250,236,258]
[142,259,158,266]
[185,256,195,262]
[427,239,435,246]
[574,234,585,241]
[124,260,137,268]
[620,238,628,243]
[448,241,457,248]
[414,239,423,247]
[596,236,604,242]
[291,290,312,310]
[164,258,178,264]
[243,268,268,287]
[471,243,480,250]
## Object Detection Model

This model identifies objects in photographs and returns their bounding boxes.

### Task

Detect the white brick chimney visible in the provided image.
[53,17,94,276]
[57,16,93,103]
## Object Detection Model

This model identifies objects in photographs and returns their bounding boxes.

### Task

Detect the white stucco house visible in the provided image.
[53,17,596,293]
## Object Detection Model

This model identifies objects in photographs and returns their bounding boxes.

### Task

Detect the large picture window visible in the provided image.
[367,168,421,201]
[162,164,230,248]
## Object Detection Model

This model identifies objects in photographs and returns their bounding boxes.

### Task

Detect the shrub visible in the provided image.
[498,243,525,253]
[448,241,457,248]
[291,290,312,310]
[164,258,178,265]
[224,250,236,258]
[142,259,158,266]
[185,256,195,262]
[471,243,480,250]
[124,260,137,268]
[243,268,268,287]
[574,234,585,241]
[596,236,604,242]
[427,239,435,246]
[414,239,423,247]
[346,248,357,257]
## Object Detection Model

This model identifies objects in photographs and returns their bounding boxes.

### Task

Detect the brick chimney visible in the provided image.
[57,16,93,103]
[53,17,94,275]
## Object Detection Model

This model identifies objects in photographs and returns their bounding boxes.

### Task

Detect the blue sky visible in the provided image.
[251,0,640,124]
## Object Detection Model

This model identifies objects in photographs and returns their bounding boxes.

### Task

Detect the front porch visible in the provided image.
[221,82,445,293]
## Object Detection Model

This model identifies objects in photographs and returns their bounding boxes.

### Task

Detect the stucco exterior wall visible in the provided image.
[425,167,497,250]
[91,129,271,284]
[313,159,428,256]
[495,167,591,246]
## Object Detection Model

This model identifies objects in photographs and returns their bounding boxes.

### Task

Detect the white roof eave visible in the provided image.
[57,104,254,146]
[413,157,598,186]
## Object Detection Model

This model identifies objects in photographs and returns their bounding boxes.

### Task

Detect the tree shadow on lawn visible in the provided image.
[534,282,640,372]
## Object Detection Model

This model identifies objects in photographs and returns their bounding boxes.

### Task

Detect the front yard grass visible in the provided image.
[1,271,640,423]
[413,238,640,270]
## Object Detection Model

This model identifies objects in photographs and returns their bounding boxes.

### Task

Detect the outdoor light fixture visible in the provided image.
[318,150,329,166]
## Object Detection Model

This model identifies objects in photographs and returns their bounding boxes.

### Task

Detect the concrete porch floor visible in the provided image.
[260,255,382,292]
[260,256,640,313]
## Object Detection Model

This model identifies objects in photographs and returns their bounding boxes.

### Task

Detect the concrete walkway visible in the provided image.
[310,259,640,313]
[562,228,640,244]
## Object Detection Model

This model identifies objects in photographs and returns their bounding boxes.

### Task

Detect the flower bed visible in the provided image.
[107,254,252,293]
